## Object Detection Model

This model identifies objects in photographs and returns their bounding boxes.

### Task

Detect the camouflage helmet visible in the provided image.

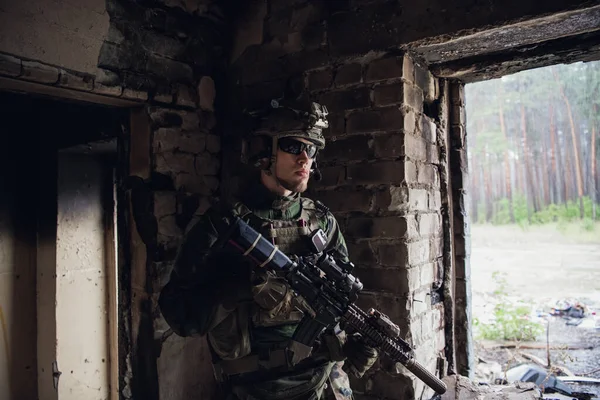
[253,100,329,149]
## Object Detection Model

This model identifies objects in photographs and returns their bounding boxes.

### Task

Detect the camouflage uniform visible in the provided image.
[159,101,374,400]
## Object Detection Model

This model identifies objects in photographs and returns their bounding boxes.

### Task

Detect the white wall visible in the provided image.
[53,154,111,399]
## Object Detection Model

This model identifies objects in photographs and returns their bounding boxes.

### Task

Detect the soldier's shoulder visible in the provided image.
[301,196,330,217]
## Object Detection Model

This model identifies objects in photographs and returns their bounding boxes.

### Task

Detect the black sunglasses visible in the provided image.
[278,137,318,159]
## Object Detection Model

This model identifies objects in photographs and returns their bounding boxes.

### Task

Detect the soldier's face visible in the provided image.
[274,137,315,193]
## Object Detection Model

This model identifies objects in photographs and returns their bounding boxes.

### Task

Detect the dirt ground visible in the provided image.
[470,223,600,397]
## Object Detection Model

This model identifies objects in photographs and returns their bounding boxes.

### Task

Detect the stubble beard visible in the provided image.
[278,176,309,193]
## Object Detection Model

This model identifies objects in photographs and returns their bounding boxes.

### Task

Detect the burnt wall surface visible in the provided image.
[0,1,232,399]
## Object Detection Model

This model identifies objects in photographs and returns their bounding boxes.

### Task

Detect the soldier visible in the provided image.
[159,101,378,400]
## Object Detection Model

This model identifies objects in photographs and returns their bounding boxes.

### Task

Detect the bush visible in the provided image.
[512,194,529,226]
[474,272,544,341]
[581,218,595,232]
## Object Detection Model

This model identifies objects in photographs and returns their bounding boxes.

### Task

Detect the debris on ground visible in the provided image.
[474,298,600,400]
[440,374,542,400]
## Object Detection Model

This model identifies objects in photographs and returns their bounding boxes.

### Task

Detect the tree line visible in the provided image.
[465,61,600,226]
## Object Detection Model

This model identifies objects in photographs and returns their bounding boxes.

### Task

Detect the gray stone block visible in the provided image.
[0,53,21,77]
[21,61,59,84]
[58,70,94,91]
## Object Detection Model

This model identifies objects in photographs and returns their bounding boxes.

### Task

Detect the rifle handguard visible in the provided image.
[224,217,447,394]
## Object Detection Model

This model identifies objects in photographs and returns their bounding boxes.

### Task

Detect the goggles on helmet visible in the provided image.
[278,137,318,159]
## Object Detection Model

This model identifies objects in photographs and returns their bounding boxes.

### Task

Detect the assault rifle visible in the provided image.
[224,217,447,394]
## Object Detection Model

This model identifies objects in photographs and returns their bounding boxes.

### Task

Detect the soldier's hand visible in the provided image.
[342,333,379,378]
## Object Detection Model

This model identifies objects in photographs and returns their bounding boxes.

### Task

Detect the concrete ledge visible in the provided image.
[0,51,199,109]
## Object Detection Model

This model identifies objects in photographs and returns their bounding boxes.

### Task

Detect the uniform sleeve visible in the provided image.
[158,208,245,337]
[323,212,350,263]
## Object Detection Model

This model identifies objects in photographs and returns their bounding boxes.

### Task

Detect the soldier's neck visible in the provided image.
[261,171,293,197]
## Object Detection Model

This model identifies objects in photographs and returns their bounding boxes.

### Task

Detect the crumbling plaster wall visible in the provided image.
[0,1,230,399]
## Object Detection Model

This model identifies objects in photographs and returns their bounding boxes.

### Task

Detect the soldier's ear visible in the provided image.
[255,157,271,170]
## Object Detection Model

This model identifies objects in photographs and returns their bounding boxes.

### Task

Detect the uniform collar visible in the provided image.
[242,180,302,219]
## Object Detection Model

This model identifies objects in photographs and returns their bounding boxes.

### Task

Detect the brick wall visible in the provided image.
[229,3,449,397]
[448,82,474,378]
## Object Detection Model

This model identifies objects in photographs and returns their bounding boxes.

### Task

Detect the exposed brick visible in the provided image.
[335,63,362,86]
[451,124,466,149]
[402,55,415,84]
[95,68,121,87]
[450,83,465,106]
[373,133,404,158]
[427,142,440,164]
[347,161,404,185]
[347,241,378,266]
[418,164,439,187]
[404,134,427,161]
[320,135,372,162]
[176,84,198,108]
[93,83,123,97]
[153,91,174,105]
[153,128,206,154]
[308,69,333,91]
[346,107,403,133]
[205,134,220,154]
[318,87,371,112]
[403,81,424,112]
[157,215,182,244]
[313,188,373,213]
[430,236,444,260]
[421,115,437,143]
[366,56,413,82]
[418,213,441,237]
[405,160,418,182]
[147,54,193,84]
[420,263,436,288]
[122,88,148,101]
[354,266,414,294]
[313,165,345,187]
[345,216,410,239]
[98,42,134,71]
[408,188,429,211]
[429,189,442,210]
[198,76,216,111]
[409,239,431,266]
[451,102,466,125]
[140,29,186,59]
[149,107,184,128]
[58,70,94,91]
[154,191,177,219]
[415,62,437,102]
[325,113,345,137]
[373,83,402,106]
[378,242,408,267]
[21,61,59,84]
[195,154,220,175]
[155,152,195,175]
[376,185,408,213]
[181,111,201,131]
[0,53,21,77]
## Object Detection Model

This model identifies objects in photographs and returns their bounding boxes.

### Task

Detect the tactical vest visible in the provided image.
[208,197,334,383]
